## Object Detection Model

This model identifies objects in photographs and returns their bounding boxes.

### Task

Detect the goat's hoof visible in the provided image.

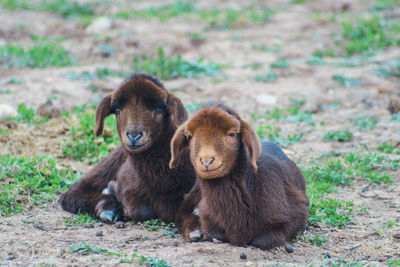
[99,210,119,223]
[189,230,203,242]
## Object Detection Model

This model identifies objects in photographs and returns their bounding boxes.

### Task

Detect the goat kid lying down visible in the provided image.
[169,104,309,250]
[59,73,196,223]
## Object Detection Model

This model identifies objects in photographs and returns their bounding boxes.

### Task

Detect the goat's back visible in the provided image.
[258,141,306,192]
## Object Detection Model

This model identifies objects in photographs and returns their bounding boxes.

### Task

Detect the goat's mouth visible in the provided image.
[197,165,223,179]
[125,142,150,153]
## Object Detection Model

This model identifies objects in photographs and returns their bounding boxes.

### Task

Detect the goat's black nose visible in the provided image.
[127,132,143,145]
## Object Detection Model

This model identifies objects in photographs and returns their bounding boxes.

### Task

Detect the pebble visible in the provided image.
[256,94,277,105]
[0,104,17,119]
[96,229,103,236]
[325,252,331,259]
[115,221,126,229]
[189,230,202,242]
[285,244,294,253]
[240,252,247,260]
[86,17,112,34]
[85,223,95,229]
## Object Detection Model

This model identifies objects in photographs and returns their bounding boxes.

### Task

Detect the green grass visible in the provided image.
[254,99,314,125]
[254,72,278,83]
[0,154,77,217]
[133,46,221,80]
[65,68,127,82]
[323,130,353,142]
[389,258,400,266]
[62,105,120,164]
[332,75,361,87]
[303,151,398,227]
[0,0,95,18]
[256,124,302,147]
[354,115,378,131]
[64,213,100,226]
[68,242,172,266]
[39,0,94,18]
[6,103,48,125]
[270,59,290,69]
[306,235,328,246]
[374,0,400,10]
[341,15,399,55]
[115,1,272,29]
[120,253,173,266]
[200,5,273,29]
[0,38,73,68]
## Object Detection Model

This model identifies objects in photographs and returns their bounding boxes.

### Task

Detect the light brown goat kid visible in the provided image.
[170,104,309,250]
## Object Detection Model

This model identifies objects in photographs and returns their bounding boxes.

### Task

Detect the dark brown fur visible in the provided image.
[170,104,309,249]
[59,73,195,223]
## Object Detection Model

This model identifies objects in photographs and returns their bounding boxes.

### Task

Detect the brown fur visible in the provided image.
[59,73,196,223]
[170,104,309,249]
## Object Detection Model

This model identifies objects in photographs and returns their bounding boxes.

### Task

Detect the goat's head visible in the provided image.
[169,104,261,179]
[94,73,187,153]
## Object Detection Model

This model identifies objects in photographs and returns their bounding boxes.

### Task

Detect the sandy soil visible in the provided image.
[1,0,400,266]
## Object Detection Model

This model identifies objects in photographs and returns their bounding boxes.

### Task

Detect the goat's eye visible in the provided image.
[187,135,192,140]
[228,133,236,137]
[115,108,121,115]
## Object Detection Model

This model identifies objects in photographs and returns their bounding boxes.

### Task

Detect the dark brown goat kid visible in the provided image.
[170,104,309,250]
[59,73,195,223]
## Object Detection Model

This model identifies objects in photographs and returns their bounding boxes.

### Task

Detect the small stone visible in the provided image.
[285,244,294,253]
[325,252,331,258]
[212,238,222,243]
[240,252,247,260]
[115,221,125,229]
[189,230,202,242]
[85,223,95,228]
[86,17,112,34]
[36,100,61,118]
[256,94,277,105]
[0,104,18,119]
[96,229,103,236]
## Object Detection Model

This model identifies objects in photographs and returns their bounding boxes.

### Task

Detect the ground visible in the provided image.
[1,0,400,266]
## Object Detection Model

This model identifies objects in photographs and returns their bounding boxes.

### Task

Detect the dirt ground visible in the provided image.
[1,0,400,266]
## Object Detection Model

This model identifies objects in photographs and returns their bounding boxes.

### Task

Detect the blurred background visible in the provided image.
[0,0,400,265]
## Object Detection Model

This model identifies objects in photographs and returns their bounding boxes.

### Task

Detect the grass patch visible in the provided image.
[120,253,173,266]
[6,103,48,125]
[256,124,302,147]
[140,219,177,237]
[323,130,353,142]
[200,5,273,29]
[332,74,361,87]
[341,15,399,55]
[254,72,278,83]
[133,46,221,79]
[38,0,94,18]
[65,67,127,81]
[354,115,378,131]
[0,38,73,68]
[68,242,124,256]
[303,151,398,227]
[389,258,400,267]
[306,235,328,246]
[115,1,272,29]
[378,143,397,154]
[0,154,77,217]
[270,59,290,69]
[62,105,120,164]
[64,213,100,226]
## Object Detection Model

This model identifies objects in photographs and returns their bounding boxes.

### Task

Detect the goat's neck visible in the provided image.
[198,148,255,211]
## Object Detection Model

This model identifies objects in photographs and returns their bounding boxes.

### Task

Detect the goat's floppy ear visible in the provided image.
[241,120,261,172]
[167,92,188,129]
[94,95,113,137]
[169,124,188,169]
